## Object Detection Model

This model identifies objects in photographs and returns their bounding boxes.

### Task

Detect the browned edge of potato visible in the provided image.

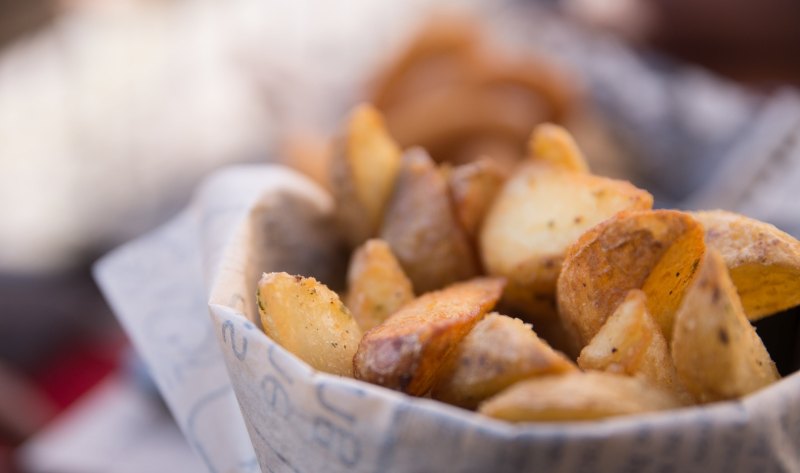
[380,147,479,293]
[479,371,681,422]
[692,209,800,320]
[557,209,705,351]
[433,313,577,409]
[578,290,693,404]
[345,239,415,332]
[354,277,505,395]
[448,158,508,239]
[671,249,780,403]
[257,272,363,377]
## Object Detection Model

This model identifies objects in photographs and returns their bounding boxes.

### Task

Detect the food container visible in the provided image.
[96,165,800,473]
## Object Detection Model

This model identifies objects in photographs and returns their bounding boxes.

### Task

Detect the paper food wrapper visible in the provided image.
[95,164,800,473]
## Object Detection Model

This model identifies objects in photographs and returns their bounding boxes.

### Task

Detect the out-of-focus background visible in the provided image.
[1,0,799,471]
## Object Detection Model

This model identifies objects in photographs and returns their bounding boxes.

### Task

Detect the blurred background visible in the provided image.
[0,0,799,471]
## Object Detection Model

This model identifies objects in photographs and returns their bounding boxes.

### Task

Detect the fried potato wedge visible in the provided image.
[379,148,480,293]
[345,239,415,332]
[257,272,363,377]
[671,249,779,403]
[331,104,402,247]
[558,210,705,350]
[578,290,693,404]
[448,158,507,238]
[481,161,652,321]
[354,277,505,395]
[479,371,680,422]
[691,210,800,320]
[528,123,589,173]
[433,313,576,409]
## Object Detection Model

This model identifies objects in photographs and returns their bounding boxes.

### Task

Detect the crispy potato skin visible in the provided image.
[330,104,402,247]
[354,277,505,395]
[433,313,576,409]
[578,290,694,404]
[671,250,779,403]
[479,371,680,422]
[345,239,415,332]
[257,272,363,377]
[557,210,704,351]
[481,163,652,331]
[380,148,480,293]
[692,210,800,320]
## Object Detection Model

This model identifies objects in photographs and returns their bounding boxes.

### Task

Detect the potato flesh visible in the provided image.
[345,239,415,332]
[380,148,479,293]
[257,272,363,377]
[692,209,800,320]
[557,210,704,351]
[353,277,505,395]
[433,313,576,409]
[578,290,693,404]
[671,250,779,403]
[479,371,680,422]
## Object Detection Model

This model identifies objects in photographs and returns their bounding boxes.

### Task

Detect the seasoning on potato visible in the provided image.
[578,290,693,404]
[345,238,415,332]
[257,272,363,377]
[353,277,505,395]
[433,313,577,409]
[557,209,706,351]
[671,249,779,403]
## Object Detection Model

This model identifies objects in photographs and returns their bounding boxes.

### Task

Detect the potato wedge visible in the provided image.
[528,123,589,173]
[257,272,363,377]
[330,104,402,247]
[448,158,507,238]
[558,210,705,350]
[379,148,480,293]
[479,371,680,422]
[481,161,652,324]
[691,210,800,320]
[578,290,693,404]
[354,277,505,395]
[433,313,577,409]
[671,249,779,403]
[345,239,415,332]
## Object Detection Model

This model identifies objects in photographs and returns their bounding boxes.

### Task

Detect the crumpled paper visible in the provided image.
[96,164,800,473]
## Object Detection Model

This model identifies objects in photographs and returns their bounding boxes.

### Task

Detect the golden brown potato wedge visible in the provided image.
[671,249,779,403]
[691,210,800,320]
[330,104,402,247]
[558,210,705,351]
[480,161,652,324]
[527,123,589,173]
[433,313,577,409]
[257,272,363,377]
[379,148,480,293]
[448,158,507,238]
[353,277,505,395]
[479,371,680,422]
[345,239,415,332]
[578,290,693,404]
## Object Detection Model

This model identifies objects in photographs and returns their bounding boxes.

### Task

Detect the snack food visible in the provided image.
[252,106,798,425]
